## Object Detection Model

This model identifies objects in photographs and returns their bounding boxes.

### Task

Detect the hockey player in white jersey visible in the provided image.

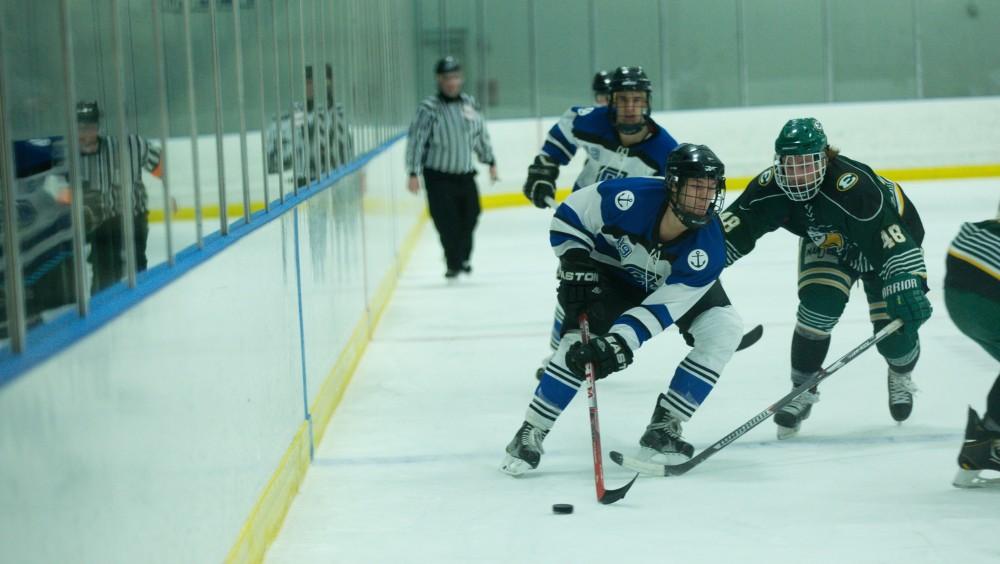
[523,66,680,378]
[523,66,679,206]
[501,144,743,476]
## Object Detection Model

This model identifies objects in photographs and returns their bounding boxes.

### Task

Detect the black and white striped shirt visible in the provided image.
[79,135,162,220]
[405,92,495,175]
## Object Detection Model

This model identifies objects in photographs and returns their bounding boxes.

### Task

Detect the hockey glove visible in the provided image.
[881,273,932,336]
[565,333,633,380]
[523,156,559,209]
[557,253,602,323]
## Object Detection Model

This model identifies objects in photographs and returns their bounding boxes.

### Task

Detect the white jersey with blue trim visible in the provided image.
[549,176,726,351]
[540,105,679,191]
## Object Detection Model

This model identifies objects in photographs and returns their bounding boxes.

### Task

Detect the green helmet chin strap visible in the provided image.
[773,117,828,201]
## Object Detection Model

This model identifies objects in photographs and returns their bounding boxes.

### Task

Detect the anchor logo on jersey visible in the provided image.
[614,190,636,210]
[687,249,709,271]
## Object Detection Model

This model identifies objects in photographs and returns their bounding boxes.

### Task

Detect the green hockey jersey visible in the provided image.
[721,154,926,282]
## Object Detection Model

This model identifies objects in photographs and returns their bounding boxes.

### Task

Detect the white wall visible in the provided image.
[478,96,1000,197]
[0,141,423,563]
[148,97,1000,213]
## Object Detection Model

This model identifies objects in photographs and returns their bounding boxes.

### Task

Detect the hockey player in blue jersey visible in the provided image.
[523,66,680,378]
[591,70,612,106]
[523,66,679,204]
[501,144,744,476]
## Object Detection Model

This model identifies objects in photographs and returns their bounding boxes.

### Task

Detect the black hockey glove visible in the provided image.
[881,273,932,336]
[557,253,602,323]
[565,333,633,380]
[523,156,558,209]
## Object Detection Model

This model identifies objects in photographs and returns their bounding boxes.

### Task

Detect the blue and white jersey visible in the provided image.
[550,176,726,352]
[540,105,678,191]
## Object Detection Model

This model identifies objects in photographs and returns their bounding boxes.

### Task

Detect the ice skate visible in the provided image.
[500,421,548,476]
[775,388,820,439]
[953,407,1000,488]
[638,394,694,464]
[887,369,917,422]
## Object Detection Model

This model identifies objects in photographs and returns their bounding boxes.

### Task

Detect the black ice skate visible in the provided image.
[775,387,820,440]
[887,369,917,422]
[500,421,548,476]
[638,394,694,464]
[953,407,1000,488]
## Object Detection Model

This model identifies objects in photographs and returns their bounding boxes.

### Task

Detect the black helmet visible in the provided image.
[665,143,726,228]
[608,66,652,135]
[76,101,100,124]
[592,70,611,95]
[608,66,651,94]
[435,56,461,75]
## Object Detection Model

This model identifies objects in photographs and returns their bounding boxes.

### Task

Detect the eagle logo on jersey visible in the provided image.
[615,190,636,211]
[807,225,845,251]
[687,249,709,271]
[759,168,773,186]
[836,173,859,192]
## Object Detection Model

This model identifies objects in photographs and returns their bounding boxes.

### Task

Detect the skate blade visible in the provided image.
[499,454,534,477]
[638,446,690,465]
[952,468,1000,488]
[776,424,800,440]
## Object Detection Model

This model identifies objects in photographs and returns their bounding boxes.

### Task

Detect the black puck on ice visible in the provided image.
[552,503,574,514]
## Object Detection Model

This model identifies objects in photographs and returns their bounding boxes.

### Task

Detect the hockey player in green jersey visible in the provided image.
[945,206,1000,488]
[722,118,932,439]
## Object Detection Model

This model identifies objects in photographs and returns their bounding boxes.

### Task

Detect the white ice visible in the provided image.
[266,179,1000,564]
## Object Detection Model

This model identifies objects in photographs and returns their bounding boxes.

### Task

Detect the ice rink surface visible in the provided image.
[267,179,1000,564]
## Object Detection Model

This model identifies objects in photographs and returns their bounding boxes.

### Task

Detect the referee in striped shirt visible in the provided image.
[76,101,162,292]
[406,56,497,279]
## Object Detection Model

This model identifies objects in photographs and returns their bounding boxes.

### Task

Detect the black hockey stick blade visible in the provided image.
[609,451,696,477]
[598,472,640,504]
[683,324,762,351]
[736,324,763,351]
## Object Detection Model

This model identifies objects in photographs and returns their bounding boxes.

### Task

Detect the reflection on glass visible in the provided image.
[76,101,161,293]
[4,137,76,342]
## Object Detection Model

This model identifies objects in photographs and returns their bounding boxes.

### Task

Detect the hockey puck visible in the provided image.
[552,503,574,514]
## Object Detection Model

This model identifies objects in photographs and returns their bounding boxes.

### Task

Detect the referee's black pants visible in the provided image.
[87,212,150,293]
[422,168,481,272]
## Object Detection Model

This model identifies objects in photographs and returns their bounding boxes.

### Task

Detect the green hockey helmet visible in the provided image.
[773,118,828,201]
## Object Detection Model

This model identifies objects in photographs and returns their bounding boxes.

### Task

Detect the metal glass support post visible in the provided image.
[110,0,138,287]
[151,0,174,265]
[182,0,205,247]
[233,0,252,223]
[208,0,229,235]
[58,0,91,313]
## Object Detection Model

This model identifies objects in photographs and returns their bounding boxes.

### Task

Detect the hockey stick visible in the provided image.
[736,324,763,351]
[579,313,639,504]
[611,318,904,476]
